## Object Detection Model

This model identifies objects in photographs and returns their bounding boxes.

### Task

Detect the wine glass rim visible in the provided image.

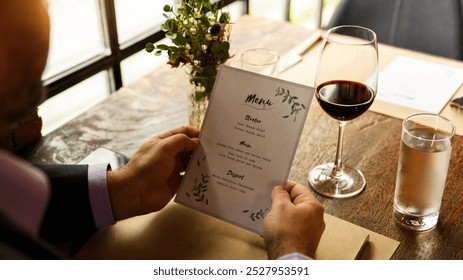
[326,25,377,46]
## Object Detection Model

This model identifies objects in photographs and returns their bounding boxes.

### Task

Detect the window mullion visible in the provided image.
[99,0,123,92]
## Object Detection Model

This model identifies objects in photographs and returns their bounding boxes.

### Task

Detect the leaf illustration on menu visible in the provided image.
[242,208,269,221]
[185,155,209,205]
[275,87,306,122]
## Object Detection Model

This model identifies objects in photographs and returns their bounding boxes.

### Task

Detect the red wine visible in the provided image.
[316,80,375,121]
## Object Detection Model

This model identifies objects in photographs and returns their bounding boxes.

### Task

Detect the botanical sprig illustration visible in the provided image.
[275,87,306,122]
[186,173,210,205]
[242,208,269,222]
[185,155,209,205]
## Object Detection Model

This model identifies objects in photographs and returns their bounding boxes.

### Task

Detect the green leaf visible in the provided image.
[166,32,177,40]
[170,51,180,62]
[222,41,230,52]
[204,1,212,11]
[211,42,221,54]
[163,4,172,12]
[145,42,155,52]
[172,35,187,46]
[220,12,230,24]
[155,44,170,51]
[162,19,177,33]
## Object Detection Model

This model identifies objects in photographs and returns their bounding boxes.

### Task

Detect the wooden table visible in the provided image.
[24,16,463,260]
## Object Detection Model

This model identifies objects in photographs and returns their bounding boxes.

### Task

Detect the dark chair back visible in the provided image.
[326,0,463,60]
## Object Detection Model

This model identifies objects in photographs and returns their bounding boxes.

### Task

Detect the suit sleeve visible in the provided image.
[35,164,97,255]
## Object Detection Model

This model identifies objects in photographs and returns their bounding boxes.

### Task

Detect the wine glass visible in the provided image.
[308,25,378,198]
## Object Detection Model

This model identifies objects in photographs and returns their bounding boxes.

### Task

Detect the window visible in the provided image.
[43,0,105,80]
[40,0,248,135]
[114,0,173,45]
[39,71,110,135]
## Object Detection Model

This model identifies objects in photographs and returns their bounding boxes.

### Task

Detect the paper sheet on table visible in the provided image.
[76,202,400,260]
[377,55,463,113]
[317,214,400,260]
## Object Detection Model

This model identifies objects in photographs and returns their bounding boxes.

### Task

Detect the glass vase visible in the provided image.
[188,83,209,129]
[186,66,217,129]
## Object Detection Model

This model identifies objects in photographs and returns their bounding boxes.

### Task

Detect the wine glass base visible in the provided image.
[308,163,366,198]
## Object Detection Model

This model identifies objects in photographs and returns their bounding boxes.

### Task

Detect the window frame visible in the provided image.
[44,0,249,99]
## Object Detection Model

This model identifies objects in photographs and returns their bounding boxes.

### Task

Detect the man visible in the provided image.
[0,0,324,260]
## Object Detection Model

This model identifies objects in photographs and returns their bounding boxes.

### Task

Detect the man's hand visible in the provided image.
[107,126,199,221]
[263,180,325,259]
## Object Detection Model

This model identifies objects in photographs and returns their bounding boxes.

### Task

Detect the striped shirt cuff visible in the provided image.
[88,164,115,228]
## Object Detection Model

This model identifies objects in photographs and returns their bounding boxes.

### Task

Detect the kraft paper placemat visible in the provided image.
[77,202,399,260]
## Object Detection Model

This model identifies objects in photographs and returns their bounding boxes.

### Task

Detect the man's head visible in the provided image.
[0,0,50,132]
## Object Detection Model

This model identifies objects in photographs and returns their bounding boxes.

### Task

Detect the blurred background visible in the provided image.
[39,0,340,135]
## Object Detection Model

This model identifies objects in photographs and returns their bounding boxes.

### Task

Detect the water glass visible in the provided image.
[393,113,455,231]
[240,48,280,77]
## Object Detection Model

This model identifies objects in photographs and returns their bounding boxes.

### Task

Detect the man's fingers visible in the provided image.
[285,180,319,205]
[284,180,298,193]
[154,126,200,140]
[270,185,291,205]
[161,134,199,156]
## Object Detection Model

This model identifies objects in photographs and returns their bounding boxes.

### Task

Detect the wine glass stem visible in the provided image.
[331,121,347,178]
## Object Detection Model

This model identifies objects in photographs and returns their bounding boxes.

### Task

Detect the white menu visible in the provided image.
[175,65,314,234]
[377,55,463,113]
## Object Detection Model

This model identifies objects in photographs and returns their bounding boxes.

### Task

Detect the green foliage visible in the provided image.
[145,0,232,77]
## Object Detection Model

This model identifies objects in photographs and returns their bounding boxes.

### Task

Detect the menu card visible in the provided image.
[376,55,463,113]
[175,65,314,234]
